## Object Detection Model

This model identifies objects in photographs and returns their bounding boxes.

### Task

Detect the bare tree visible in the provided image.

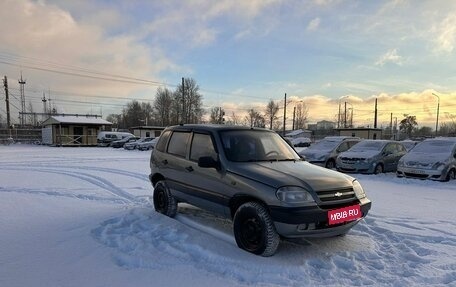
[264,100,280,130]
[245,109,265,128]
[174,78,204,124]
[153,87,173,126]
[294,102,309,129]
[209,107,225,124]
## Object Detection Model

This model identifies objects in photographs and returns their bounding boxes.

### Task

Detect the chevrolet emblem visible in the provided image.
[334,192,343,197]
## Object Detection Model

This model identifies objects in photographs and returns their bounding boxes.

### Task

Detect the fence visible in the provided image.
[0,128,42,144]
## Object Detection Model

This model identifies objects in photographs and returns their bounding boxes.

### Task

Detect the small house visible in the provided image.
[130,126,165,138]
[41,115,112,146]
[336,128,383,140]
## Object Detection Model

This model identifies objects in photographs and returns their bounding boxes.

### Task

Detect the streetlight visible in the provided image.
[432,93,440,136]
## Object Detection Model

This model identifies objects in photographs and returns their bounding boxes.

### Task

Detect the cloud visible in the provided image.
[0,1,176,98]
[375,49,403,66]
[307,17,321,31]
[433,14,456,53]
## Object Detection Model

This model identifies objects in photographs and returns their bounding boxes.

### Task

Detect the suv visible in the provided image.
[149,125,371,256]
[299,136,361,169]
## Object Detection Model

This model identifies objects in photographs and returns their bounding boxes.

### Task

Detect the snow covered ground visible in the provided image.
[0,145,455,287]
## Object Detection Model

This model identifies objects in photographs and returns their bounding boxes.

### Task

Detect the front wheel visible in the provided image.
[445,168,456,181]
[325,159,335,169]
[374,163,384,174]
[233,202,280,256]
[153,181,177,217]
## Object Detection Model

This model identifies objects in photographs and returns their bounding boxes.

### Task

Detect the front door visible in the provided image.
[73,126,83,144]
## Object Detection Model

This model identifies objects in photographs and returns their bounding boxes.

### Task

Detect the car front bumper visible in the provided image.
[269,198,372,238]
[336,161,375,174]
[396,166,446,181]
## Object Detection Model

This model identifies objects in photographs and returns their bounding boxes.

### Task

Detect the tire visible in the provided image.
[374,163,383,174]
[325,159,335,169]
[445,169,456,181]
[153,181,177,217]
[233,202,280,257]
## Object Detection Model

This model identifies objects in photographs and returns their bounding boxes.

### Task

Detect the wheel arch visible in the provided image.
[151,173,165,187]
[229,195,269,219]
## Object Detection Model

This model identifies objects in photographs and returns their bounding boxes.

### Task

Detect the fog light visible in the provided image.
[297,224,308,231]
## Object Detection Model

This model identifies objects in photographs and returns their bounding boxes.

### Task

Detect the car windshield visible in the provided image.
[306,139,341,151]
[411,140,456,154]
[349,141,385,152]
[220,130,300,162]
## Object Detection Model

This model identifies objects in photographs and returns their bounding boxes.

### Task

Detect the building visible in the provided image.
[336,128,383,140]
[41,115,112,146]
[130,126,165,138]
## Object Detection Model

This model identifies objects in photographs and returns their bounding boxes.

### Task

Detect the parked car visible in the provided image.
[138,136,160,151]
[299,136,361,168]
[291,137,312,147]
[396,137,456,181]
[110,135,139,148]
[336,140,407,174]
[149,125,371,256]
[400,140,419,151]
[97,131,134,147]
[124,137,154,150]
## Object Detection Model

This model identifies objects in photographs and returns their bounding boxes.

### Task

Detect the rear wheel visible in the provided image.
[233,202,280,256]
[374,163,384,174]
[153,181,177,217]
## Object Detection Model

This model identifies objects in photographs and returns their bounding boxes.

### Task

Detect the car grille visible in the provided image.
[339,157,365,163]
[316,187,356,203]
[404,172,429,179]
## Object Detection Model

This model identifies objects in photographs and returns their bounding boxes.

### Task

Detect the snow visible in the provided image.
[0,145,455,287]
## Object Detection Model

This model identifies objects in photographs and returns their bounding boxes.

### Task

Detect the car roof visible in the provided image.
[165,124,272,133]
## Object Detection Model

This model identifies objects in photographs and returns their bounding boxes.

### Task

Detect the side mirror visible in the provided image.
[198,156,220,170]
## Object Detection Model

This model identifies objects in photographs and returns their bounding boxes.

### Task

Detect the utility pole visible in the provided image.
[19,73,26,127]
[3,76,11,129]
[374,98,378,129]
[390,113,393,139]
[337,102,341,128]
[181,77,185,124]
[432,93,440,136]
[344,102,347,128]
[282,93,287,135]
[292,106,296,130]
[42,92,47,122]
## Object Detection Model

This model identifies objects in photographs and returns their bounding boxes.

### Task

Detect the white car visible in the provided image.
[137,137,160,151]
[396,137,456,181]
[124,137,154,150]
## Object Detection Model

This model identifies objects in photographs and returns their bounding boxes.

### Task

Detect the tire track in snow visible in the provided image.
[0,166,145,204]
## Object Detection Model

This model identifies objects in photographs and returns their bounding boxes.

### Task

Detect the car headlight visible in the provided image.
[353,180,366,199]
[276,186,315,204]
[432,162,446,171]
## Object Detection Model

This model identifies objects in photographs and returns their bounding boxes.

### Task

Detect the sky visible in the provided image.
[1,0,456,129]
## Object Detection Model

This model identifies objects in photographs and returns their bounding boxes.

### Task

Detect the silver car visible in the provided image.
[299,136,361,169]
[396,137,456,181]
[336,140,407,174]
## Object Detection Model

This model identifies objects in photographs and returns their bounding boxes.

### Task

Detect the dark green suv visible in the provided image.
[149,124,371,256]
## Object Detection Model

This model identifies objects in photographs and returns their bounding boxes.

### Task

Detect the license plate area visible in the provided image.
[328,205,361,225]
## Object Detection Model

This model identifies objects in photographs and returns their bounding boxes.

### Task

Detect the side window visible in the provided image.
[156,130,171,152]
[167,131,190,157]
[397,144,406,153]
[348,141,359,148]
[384,143,395,154]
[338,142,349,152]
[190,133,217,162]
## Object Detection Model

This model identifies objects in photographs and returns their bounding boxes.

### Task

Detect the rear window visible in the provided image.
[167,131,190,157]
[155,130,171,152]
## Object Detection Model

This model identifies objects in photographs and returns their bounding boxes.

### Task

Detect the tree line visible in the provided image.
[107,77,309,131]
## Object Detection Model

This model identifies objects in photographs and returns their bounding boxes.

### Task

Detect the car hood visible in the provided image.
[227,161,354,191]
[299,149,329,160]
[339,150,379,159]
[401,152,450,165]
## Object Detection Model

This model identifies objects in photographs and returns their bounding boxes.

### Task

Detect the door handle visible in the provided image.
[162,159,168,165]
[185,166,194,172]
